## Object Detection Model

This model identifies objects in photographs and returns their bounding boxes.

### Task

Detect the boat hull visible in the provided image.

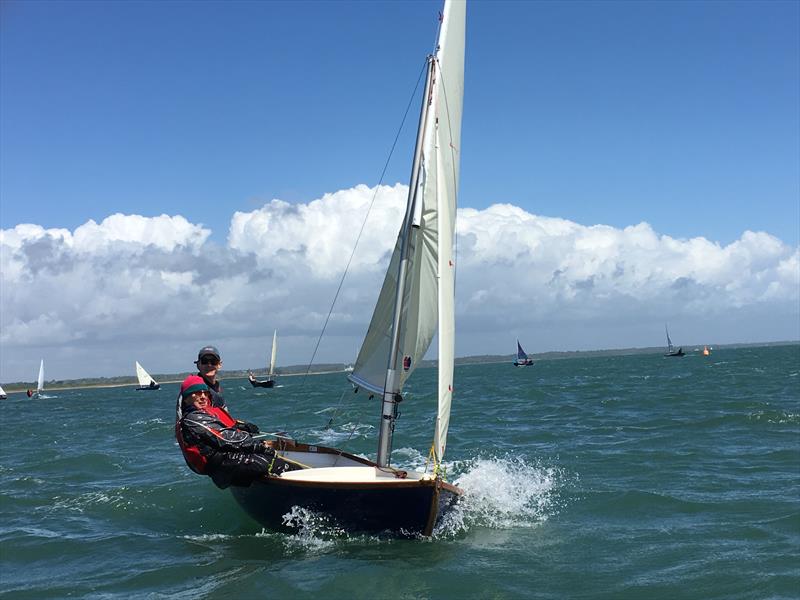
[231,476,459,536]
[249,379,275,388]
[229,441,461,536]
[513,359,534,366]
[136,385,161,390]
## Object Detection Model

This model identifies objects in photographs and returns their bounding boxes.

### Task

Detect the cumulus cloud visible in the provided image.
[1,187,797,381]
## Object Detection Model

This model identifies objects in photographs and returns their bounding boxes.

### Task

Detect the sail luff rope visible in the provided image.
[424,53,461,469]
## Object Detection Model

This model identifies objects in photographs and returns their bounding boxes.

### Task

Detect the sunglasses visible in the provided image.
[199,357,220,366]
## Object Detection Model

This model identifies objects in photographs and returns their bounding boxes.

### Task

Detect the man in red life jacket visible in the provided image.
[175,375,296,488]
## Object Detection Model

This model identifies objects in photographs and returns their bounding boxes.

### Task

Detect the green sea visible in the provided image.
[1,344,798,599]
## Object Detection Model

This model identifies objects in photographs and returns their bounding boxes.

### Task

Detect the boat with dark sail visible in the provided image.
[513,340,534,366]
[248,330,277,388]
[230,0,466,536]
[664,325,685,357]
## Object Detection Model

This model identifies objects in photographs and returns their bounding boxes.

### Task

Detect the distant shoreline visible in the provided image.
[2,340,796,394]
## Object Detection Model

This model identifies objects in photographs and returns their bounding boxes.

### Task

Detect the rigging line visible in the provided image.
[296,59,430,393]
[325,388,350,429]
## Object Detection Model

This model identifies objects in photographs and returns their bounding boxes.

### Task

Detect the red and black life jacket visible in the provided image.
[175,405,238,474]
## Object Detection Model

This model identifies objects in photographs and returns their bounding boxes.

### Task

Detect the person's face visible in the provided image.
[187,389,211,409]
[197,355,221,379]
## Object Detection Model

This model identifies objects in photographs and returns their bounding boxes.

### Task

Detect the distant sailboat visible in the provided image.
[664,326,685,357]
[702,345,711,356]
[28,360,45,398]
[0,385,6,400]
[135,361,160,390]
[513,340,534,366]
[249,330,277,388]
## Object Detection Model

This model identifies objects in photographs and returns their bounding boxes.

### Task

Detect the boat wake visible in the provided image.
[436,455,565,536]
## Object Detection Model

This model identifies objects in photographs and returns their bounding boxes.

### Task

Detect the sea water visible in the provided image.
[0,344,798,599]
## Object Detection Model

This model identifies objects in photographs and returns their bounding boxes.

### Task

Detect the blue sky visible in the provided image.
[2,0,798,244]
[1,0,798,382]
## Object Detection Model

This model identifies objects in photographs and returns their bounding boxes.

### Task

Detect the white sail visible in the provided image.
[36,360,44,394]
[350,0,464,464]
[135,361,157,387]
[0,385,6,397]
[269,330,277,377]
[432,0,464,464]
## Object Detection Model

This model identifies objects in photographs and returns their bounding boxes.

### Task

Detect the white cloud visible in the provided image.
[1,186,797,381]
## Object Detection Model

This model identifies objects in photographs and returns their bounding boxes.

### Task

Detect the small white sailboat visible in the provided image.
[28,360,44,398]
[249,330,277,388]
[135,361,160,390]
[0,385,6,400]
[230,0,465,536]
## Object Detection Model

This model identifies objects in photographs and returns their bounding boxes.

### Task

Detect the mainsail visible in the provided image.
[36,360,44,395]
[269,330,277,377]
[517,340,529,361]
[349,0,464,467]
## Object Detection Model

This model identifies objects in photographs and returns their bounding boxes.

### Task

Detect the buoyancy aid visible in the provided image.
[176,405,239,474]
[176,420,207,474]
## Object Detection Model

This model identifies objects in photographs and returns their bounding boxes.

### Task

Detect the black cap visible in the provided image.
[197,345,221,361]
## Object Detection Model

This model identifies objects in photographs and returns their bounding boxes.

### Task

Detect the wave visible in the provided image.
[436,455,568,536]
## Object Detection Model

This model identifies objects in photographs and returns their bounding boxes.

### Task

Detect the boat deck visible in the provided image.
[279,466,431,483]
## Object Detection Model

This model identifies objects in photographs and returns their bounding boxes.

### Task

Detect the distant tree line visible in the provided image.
[2,341,795,392]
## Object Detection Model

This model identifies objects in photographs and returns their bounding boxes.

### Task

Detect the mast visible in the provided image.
[376,56,436,468]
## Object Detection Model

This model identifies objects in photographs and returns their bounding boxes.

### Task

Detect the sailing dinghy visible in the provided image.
[664,325,685,357]
[249,330,277,388]
[513,340,534,366]
[28,360,45,398]
[0,385,6,400]
[230,0,466,536]
[135,361,160,390]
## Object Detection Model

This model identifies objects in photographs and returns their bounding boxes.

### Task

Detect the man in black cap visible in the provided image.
[192,345,259,434]
[195,345,227,410]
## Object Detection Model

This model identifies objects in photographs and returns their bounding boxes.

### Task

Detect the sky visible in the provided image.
[1,0,798,383]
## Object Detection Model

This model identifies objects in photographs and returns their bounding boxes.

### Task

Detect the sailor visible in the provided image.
[175,375,297,488]
[194,345,227,410]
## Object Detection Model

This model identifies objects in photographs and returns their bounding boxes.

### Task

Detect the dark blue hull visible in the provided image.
[230,476,460,536]
[249,378,275,388]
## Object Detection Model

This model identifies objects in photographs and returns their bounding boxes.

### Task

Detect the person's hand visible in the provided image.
[237,421,260,434]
